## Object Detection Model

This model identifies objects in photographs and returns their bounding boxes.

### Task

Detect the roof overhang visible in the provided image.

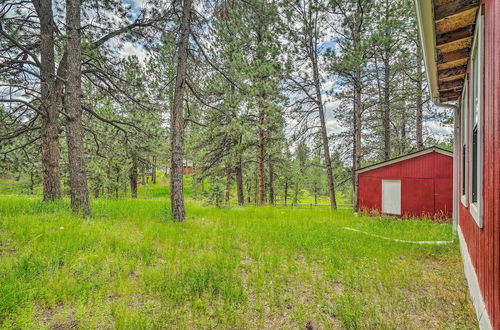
[355,147,453,174]
[414,0,480,103]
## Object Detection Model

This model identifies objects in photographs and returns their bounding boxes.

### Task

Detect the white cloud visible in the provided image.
[120,42,149,63]
[424,121,453,140]
[325,118,345,134]
[323,98,341,113]
[132,0,147,8]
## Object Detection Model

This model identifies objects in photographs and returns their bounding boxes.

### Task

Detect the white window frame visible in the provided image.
[468,9,484,227]
[460,81,468,207]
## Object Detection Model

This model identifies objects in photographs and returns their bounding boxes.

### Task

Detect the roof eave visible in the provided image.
[415,0,440,104]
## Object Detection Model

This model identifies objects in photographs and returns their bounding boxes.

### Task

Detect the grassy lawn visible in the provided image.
[0,196,476,329]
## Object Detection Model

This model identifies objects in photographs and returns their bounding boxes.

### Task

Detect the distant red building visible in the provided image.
[183,166,193,175]
[356,147,453,219]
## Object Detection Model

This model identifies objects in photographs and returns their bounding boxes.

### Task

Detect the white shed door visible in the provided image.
[382,180,401,215]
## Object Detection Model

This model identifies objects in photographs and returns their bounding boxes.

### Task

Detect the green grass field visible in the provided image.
[0,194,476,329]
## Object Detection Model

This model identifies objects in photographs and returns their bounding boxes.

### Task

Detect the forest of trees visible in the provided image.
[0,0,454,221]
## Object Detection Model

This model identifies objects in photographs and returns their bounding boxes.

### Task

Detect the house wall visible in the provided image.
[458,0,500,328]
[358,152,453,219]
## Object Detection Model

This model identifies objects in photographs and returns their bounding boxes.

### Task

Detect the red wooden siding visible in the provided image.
[403,178,435,217]
[458,0,500,327]
[358,151,453,219]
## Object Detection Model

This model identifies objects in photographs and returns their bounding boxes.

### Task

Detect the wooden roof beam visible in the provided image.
[439,73,465,82]
[438,65,467,80]
[436,36,473,53]
[439,90,462,101]
[438,58,469,70]
[437,48,469,70]
[438,48,469,62]
[435,7,478,34]
[434,0,480,20]
[436,25,475,45]
[439,79,464,91]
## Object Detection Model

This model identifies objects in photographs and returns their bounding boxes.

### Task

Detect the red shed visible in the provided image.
[356,147,453,219]
[416,0,500,328]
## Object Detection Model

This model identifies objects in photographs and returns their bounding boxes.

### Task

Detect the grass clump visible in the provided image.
[0,196,476,329]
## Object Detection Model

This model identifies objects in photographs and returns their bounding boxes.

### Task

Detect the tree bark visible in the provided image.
[129,155,138,198]
[268,156,274,205]
[416,40,424,150]
[37,0,62,201]
[353,75,362,212]
[257,99,266,205]
[225,169,231,203]
[382,4,391,161]
[152,156,157,184]
[235,156,244,205]
[254,173,258,203]
[383,55,391,160]
[65,0,90,216]
[169,0,192,221]
[284,181,288,205]
[311,51,337,210]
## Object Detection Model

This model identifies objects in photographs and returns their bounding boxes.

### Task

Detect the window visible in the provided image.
[460,82,468,206]
[469,9,483,227]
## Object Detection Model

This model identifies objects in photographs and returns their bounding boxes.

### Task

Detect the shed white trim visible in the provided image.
[355,147,453,174]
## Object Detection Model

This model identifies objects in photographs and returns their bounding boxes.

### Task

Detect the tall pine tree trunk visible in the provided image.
[284,181,288,205]
[37,0,61,201]
[225,169,231,203]
[257,99,266,205]
[268,156,274,205]
[416,40,424,150]
[382,3,391,161]
[235,156,244,205]
[129,155,138,198]
[383,52,391,160]
[353,75,362,212]
[152,156,157,184]
[65,0,90,216]
[311,54,337,210]
[169,0,192,221]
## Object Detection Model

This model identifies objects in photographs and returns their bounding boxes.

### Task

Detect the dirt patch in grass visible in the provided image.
[236,253,343,329]
[41,303,78,329]
[0,240,15,256]
[343,255,476,329]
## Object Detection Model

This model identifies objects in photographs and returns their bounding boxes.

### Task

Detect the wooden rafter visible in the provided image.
[440,90,462,101]
[437,48,469,62]
[435,7,478,34]
[439,79,464,91]
[438,66,466,80]
[436,25,474,45]
[439,73,465,82]
[438,58,469,70]
[427,0,480,101]
[434,0,480,20]
[436,36,473,53]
